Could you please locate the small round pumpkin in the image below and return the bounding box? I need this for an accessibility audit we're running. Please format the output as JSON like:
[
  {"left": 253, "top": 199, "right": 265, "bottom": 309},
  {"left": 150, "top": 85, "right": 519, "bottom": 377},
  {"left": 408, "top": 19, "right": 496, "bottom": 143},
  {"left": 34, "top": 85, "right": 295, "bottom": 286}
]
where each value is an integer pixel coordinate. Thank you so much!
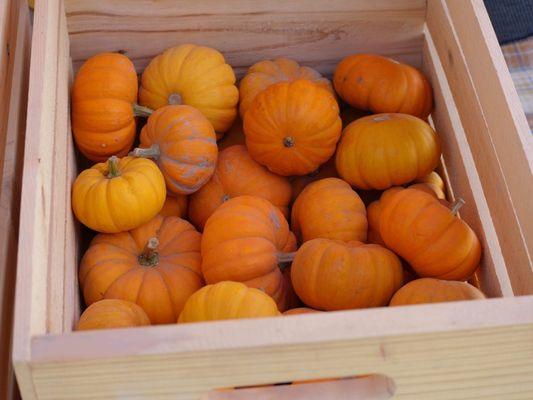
[
  {"left": 290, "top": 156, "right": 338, "bottom": 202},
  {"left": 178, "top": 281, "right": 280, "bottom": 323},
  {"left": 159, "top": 195, "right": 188, "bottom": 218},
  {"left": 79, "top": 215, "right": 203, "bottom": 324},
  {"left": 291, "top": 178, "right": 367, "bottom": 243},
  {"left": 379, "top": 188, "right": 481, "bottom": 280},
  {"left": 283, "top": 307, "right": 321, "bottom": 315},
  {"left": 75, "top": 299, "right": 150, "bottom": 331},
  {"left": 189, "top": 145, "right": 292, "bottom": 230},
  {"left": 71, "top": 53, "right": 146, "bottom": 162},
  {"left": 239, "top": 58, "right": 333, "bottom": 118},
  {"left": 72, "top": 156, "right": 166, "bottom": 233},
  {"left": 335, "top": 113, "right": 441, "bottom": 190},
  {"left": 244, "top": 79, "right": 342, "bottom": 176},
  {"left": 139, "top": 44, "right": 239, "bottom": 138},
  {"left": 132, "top": 105, "right": 218, "bottom": 195},
  {"left": 333, "top": 54, "right": 433, "bottom": 118},
  {"left": 414, "top": 171, "right": 446, "bottom": 199},
  {"left": 390, "top": 278, "right": 485, "bottom": 306},
  {"left": 291, "top": 239, "right": 403, "bottom": 311},
  {"left": 201, "top": 196, "right": 296, "bottom": 310}
]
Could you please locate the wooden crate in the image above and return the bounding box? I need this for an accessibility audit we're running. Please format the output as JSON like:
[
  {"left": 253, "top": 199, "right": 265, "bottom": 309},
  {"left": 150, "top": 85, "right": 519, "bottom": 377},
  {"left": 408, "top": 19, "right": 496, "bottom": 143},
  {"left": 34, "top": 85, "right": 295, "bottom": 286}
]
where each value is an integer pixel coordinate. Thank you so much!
[
  {"left": 12, "top": 0, "right": 533, "bottom": 399},
  {"left": 0, "top": 0, "right": 31, "bottom": 399}
]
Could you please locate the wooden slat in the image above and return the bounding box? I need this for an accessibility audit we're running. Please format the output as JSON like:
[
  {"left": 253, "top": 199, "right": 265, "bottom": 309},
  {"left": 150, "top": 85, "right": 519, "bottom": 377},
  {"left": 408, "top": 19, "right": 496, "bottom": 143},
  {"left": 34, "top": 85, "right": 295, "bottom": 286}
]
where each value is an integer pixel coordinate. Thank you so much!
[{"left": 64, "top": 0, "right": 426, "bottom": 75}]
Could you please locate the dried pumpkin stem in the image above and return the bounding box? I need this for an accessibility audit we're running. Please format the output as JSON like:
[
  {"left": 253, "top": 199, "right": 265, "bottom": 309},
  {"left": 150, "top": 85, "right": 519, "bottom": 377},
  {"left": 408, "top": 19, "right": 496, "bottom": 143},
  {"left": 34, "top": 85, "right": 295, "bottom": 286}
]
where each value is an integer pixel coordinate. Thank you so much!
[
  {"left": 450, "top": 198, "right": 466, "bottom": 216},
  {"left": 107, "top": 156, "right": 121, "bottom": 178},
  {"left": 138, "top": 237, "right": 159, "bottom": 267},
  {"left": 283, "top": 136, "right": 295, "bottom": 148},
  {"left": 131, "top": 144, "right": 161, "bottom": 160},
  {"left": 168, "top": 93, "right": 183, "bottom": 105},
  {"left": 277, "top": 252, "right": 297, "bottom": 263},
  {"left": 133, "top": 103, "right": 153, "bottom": 118}
]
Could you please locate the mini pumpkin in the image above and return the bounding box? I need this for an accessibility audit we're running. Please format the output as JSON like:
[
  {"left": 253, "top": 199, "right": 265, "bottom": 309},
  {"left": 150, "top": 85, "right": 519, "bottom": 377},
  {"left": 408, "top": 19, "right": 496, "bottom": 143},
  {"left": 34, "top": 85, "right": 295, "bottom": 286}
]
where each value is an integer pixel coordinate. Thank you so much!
[
  {"left": 189, "top": 145, "right": 292, "bottom": 230},
  {"left": 178, "top": 281, "right": 280, "bottom": 323},
  {"left": 132, "top": 105, "right": 217, "bottom": 195},
  {"left": 75, "top": 299, "right": 150, "bottom": 331},
  {"left": 72, "top": 156, "right": 166, "bottom": 233},
  {"left": 390, "top": 278, "right": 485, "bottom": 306},
  {"left": 201, "top": 196, "right": 296, "bottom": 310},
  {"left": 79, "top": 215, "right": 203, "bottom": 324},
  {"left": 414, "top": 171, "right": 446, "bottom": 199},
  {"left": 291, "top": 239, "right": 403, "bottom": 311},
  {"left": 379, "top": 188, "right": 481, "bottom": 280},
  {"left": 290, "top": 156, "right": 338, "bottom": 202},
  {"left": 71, "top": 53, "right": 149, "bottom": 162},
  {"left": 334, "top": 54, "right": 433, "bottom": 118},
  {"left": 139, "top": 44, "right": 239, "bottom": 138},
  {"left": 239, "top": 58, "right": 333, "bottom": 118},
  {"left": 291, "top": 178, "right": 367, "bottom": 243},
  {"left": 335, "top": 113, "right": 441, "bottom": 190},
  {"left": 283, "top": 307, "right": 321, "bottom": 315},
  {"left": 244, "top": 79, "right": 342, "bottom": 176},
  {"left": 159, "top": 195, "right": 188, "bottom": 218}
]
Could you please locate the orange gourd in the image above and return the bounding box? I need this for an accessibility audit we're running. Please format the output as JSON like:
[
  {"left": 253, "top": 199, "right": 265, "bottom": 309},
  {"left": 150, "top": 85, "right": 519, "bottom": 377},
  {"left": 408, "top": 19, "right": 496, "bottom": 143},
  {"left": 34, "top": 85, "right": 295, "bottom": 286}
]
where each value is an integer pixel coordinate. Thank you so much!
[
  {"left": 76, "top": 299, "right": 150, "bottom": 331},
  {"left": 414, "top": 171, "right": 446, "bottom": 199},
  {"left": 189, "top": 145, "right": 292, "bottom": 230},
  {"left": 390, "top": 278, "right": 485, "bottom": 306},
  {"left": 159, "top": 195, "right": 188, "bottom": 218},
  {"left": 290, "top": 156, "right": 338, "bottom": 202},
  {"left": 244, "top": 79, "right": 342, "bottom": 176},
  {"left": 239, "top": 58, "right": 333, "bottom": 118},
  {"left": 201, "top": 196, "right": 296, "bottom": 310},
  {"left": 72, "top": 156, "right": 166, "bottom": 233},
  {"left": 71, "top": 53, "right": 149, "bottom": 162},
  {"left": 283, "top": 307, "right": 321, "bottom": 315},
  {"left": 336, "top": 114, "right": 441, "bottom": 190},
  {"left": 291, "top": 239, "right": 403, "bottom": 311},
  {"left": 379, "top": 188, "right": 481, "bottom": 280},
  {"left": 79, "top": 215, "right": 203, "bottom": 324},
  {"left": 132, "top": 105, "right": 217, "bottom": 195},
  {"left": 178, "top": 281, "right": 280, "bottom": 323},
  {"left": 139, "top": 44, "right": 238, "bottom": 138},
  {"left": 334, "top": 54, "right": 433, "bottom": 118},
  {"left": 291, "top": 178, "right": 367, "bottom": 243}
]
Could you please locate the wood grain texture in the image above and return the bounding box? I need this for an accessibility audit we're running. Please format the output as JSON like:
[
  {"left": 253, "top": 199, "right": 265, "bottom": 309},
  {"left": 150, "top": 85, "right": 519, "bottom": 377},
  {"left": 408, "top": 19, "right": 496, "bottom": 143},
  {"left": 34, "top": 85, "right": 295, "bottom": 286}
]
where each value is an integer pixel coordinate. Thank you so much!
[
  {"left": 426, "top": 0, "right": 533, "bottom": 295},
  {"left": 64, "top": 0, "right": 426, "bottom": 75}
]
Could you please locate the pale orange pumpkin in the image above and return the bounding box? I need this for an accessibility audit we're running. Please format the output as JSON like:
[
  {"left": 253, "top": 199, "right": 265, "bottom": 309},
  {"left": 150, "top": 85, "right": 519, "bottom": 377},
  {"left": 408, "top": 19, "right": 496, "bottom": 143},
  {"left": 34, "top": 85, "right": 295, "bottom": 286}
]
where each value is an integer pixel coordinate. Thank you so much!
[
  {"left": 79, "top": 215, "right": 203, "bottom": 324},
  {"left": 159, "top": 195, "right": 188, "bottom": 218},
  {"left": 76, "top": 299, "right": 150, "bottom": 331},
  {"left": 244, "top": 79, "right": 342, "bottom": 176},
  {"left": 414, "top": 171, "right": 446, "bottom": 199}
]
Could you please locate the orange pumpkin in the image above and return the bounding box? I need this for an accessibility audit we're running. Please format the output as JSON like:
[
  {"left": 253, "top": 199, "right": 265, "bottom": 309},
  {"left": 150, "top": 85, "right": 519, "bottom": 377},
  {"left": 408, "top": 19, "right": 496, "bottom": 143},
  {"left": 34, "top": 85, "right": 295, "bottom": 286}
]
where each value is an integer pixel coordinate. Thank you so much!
[
  {"left": 71, "top": 53, "right": 148, "bottom": 162},
  {"left": 414, "top": 171, "right": 446, "bottom": 199},
  {"left": 283, "top": 307, "right": 321, "bottom": 315},
  {"left": 201, "top": 196, "right": 296, "bottom": 310},
  {"left": 291, "top": 239, "right": 403, "bottom": 311},
  {"left": 244, "top": 79, "right": 342, "bottom": 176},
  {"left": 132, "top": 105, "right": 218, "bottom": 195},
  {"left": 139, "top": 44, "right": 238, "bottom": 138},
  {"left": 189, "top": 145, "right": 292, "bottom": 230},
  {"left": 178, "top": 281, "right": 280, "bottom": 323},
  {"left": 239, "top": 58, "right": 333, "bottom": 118},
  {"left": 335, "top": 114, "right": 441, "bottom": 190},
  {"left": 76, "top": 299, "right": 150, "bottom": 331},
  {"left": 79, "top": 215, "right": 203, "bottom": 324},
  {"left": 379, "top": 188, "right": 481, "bottom": 280},
  {"left": 159, "top": 195, "right": 188, "bottom": 218},
  {"left": 334, "top": 54, "right": 433, "bottom": 118},
  {"left": 218, "top": 117, "right": 245, "bottom": 150},
  {"left": 72, "top": 156, "right": 166, "bottom": 233},
  {"left": 390, "top": 278, "right": 485, "bottom": 306},
  {"left": 290, "top": 156, "right": 338, "bottom": 202},
  {"left": 291, "top": 178, "right": 367, "bottom": 243}
]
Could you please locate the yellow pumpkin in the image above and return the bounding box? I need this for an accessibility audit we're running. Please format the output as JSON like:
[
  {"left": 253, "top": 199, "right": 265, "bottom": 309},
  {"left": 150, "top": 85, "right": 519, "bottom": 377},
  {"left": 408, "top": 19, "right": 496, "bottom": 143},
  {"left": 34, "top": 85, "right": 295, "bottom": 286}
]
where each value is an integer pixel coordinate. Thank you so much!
[{"left": 76, "top": 299, "right": 150, "bottom": 331}]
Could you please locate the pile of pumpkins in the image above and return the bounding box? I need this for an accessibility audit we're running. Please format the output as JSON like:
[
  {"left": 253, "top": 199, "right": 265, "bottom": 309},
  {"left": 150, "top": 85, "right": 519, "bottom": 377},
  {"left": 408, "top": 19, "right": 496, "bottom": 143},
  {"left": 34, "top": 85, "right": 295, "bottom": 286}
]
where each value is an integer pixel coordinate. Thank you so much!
[{"left": 70, "top": 44, "right": 484, "bottom": 331}]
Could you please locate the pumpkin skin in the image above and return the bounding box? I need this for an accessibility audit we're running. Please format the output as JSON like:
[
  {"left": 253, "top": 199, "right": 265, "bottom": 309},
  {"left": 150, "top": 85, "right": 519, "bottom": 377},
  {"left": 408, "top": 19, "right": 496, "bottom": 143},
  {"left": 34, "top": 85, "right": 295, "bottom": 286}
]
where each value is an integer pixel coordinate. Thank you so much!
[
  {"left": 239, "top": 58, "right": 333, "bottom": 118},
  {"left": 333, "top": 54, "right": 433, "bottom": 118},
  {"left": 335, "top": 113, "right": 441, "bottom": 190},
  {"left": 390, "top": 278, "right": 485, "bottom": 306},
  {"left": 133, "top": 105, "right": 218, "bottom": 195},
  {"left": 159, "top": 195, "right": 188, "bottom": 218},
  {"left": 72, "top": 156, "right": 166, "bottom": 233},
  {"left": 71, "top": 53, "right": 140, "bottom": 162},
  {"left": 283, "top": 307, "right": 320, "bottom": 315},
  {"left": 291, "top": 239, "right": 403, "bottom": 311},
  {"left": 290, "top": 156, "right": 338, "bottom": 203},
  {"left": 379, "top": 188, "right": 481, "bottom": 280},
  {"left": 201, "top": 196, "right": 296, "bottom": 310},
  {"left": 414, "top": 171, "right": 446, "bottom": 199},
  {"left": 76, "top": 299, "right": 150, "bottom": 331},
  {"left": 79, "top": 215, "right": 203, "bottom": 324},
  {"left": 244, "top": 79, "right": 342, "bottom": 176},
  {"left": 139, "top": 44, "right": 239, "bottom": 138},
  {"left": 178, "top": 281, "right": 280, "bottom": 323},
  {"left": 291, "top": 178, "right": 367, "bottom": 243},
  {"left": 189, "top": 145, "right": 292, "bottom": 230}
]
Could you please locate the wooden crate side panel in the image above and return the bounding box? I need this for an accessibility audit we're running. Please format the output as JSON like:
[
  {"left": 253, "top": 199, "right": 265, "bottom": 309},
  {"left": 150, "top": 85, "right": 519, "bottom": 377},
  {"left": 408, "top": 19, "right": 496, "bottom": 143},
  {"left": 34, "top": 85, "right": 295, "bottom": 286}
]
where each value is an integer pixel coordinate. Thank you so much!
[
  {"left": 64, "top": 0, "right": 426, "bottom": 75},
  {"left": 426, "top": 0, "right": 533, "bottom": 295}
]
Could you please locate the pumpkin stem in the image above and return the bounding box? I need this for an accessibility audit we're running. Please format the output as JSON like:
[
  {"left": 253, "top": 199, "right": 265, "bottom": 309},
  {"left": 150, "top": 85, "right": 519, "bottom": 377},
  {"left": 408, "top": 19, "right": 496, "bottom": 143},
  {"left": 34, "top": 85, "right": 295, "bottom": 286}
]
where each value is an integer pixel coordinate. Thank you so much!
[
  {"left": 107, "top": 156, "right": 121, "bottom": 178},
  {"left": 283, "top": 136, "right": 295, "bottom": 148},
  {"left": 168, "top": 93, "right": 182, "bottom": 105},
  {"left": 277, "top": 252, "right": 296, "bottom": 264},
  {"left": 450, "top": 198, "right": 465, "bottom": 216},
  {"left": 138, "top": 237, "right": 159, "bottom": 267},
  {"left": 133, "top": 103, "right": 153, "bottom": 118},
  {"left": 131, "top": 144, "right": 161, "bottom": 160}
]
